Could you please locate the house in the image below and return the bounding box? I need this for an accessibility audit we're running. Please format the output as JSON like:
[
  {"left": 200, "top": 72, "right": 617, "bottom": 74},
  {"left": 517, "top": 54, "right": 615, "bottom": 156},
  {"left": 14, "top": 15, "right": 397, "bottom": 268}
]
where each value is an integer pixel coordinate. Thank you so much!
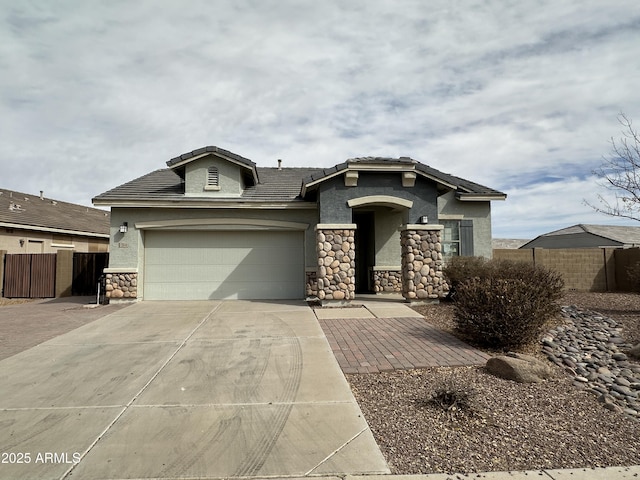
[
  {"left": 93, "top": 146, "right": 506, "bottom": 302},
  {"left": 520, "top": 224, "right": 640, "bottom": 249},
  {"left": 0, "top": 188, "right": 110, "bottom": 254}
]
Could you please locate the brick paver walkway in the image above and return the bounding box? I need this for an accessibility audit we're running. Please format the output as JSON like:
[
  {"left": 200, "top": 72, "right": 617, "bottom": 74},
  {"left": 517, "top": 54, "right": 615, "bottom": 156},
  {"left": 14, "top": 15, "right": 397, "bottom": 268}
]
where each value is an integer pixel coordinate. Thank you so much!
[{"left": 318, "top": 316, "right": 490, "bottom": 373}]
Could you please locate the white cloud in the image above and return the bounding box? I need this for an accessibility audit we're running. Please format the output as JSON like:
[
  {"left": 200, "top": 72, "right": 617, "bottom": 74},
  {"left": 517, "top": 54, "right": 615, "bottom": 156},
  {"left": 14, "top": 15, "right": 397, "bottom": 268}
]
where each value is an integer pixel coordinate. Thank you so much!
[{"left": 1, "top": 0, "right": 640, "bottom": 237}]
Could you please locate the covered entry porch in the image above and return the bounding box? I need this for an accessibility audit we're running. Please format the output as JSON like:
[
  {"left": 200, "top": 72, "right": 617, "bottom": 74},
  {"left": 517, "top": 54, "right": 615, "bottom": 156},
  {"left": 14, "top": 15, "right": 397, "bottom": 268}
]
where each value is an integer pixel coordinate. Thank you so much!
[{"left": 312, "top": 194, "right": 450, "bottom": 304}]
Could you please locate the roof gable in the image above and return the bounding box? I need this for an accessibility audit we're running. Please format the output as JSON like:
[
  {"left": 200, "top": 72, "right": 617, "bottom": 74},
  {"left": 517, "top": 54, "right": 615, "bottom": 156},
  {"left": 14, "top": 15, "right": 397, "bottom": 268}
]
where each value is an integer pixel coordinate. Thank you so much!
[
  {"left": 301, "top": 156, "right": 506, "bottom": 200},
  {"left": 167, "top": 146, "right": 259, "bottom": 186}
]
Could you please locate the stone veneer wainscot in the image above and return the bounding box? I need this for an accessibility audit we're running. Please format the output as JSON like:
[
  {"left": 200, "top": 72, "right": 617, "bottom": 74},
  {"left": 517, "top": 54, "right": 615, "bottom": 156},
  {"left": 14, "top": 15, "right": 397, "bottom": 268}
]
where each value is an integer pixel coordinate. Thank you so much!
[{"left": 105, "top": 269, "right": 138, "bottom": 299}]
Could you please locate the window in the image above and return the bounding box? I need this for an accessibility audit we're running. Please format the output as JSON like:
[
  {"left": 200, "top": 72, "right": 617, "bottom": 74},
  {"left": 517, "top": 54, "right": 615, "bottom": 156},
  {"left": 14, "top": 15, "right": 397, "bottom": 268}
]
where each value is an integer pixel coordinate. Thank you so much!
[
  {"left": 441, "top": 219, "right": 474, "bottom": 258},
  {"left": 441, "top": 220, "right": 460, "bottom": 259}
]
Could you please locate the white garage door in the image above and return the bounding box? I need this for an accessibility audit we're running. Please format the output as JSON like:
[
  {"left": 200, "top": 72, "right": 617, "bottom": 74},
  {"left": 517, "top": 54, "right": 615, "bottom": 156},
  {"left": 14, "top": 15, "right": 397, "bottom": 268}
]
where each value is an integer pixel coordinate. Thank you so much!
[{"left": 144, "top": 230, "right": 304, "bottom": 300}]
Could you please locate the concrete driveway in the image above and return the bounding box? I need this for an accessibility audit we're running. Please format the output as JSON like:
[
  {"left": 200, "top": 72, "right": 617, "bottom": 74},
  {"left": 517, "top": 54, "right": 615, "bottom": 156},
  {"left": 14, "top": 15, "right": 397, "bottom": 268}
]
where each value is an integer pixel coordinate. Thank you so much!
[{"left": 0, "top": 300, "right": 389, "bottom": 479}]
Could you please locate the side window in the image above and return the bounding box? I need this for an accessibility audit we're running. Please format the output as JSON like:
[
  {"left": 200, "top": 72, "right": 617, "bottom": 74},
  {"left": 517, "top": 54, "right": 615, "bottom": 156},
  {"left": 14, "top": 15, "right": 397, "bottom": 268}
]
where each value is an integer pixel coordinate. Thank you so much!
[{"left": 441, "top": 220, "right": 460, "bottom": 259}]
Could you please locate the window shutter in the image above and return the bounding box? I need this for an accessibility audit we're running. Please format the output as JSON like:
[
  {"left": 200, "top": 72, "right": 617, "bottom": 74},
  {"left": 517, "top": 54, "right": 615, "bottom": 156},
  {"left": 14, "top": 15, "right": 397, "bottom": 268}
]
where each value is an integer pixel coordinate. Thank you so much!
[{"left": 460, "top": 219, "right": 474, "bottom": 256}]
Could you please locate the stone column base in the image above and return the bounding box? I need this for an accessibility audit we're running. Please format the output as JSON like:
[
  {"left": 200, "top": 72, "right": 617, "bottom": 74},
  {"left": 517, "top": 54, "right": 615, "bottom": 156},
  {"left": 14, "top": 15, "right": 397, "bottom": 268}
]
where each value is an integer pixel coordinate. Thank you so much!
[
  {"left": 315, "top": 224, "right": 356, "bottom": 303},
  {"left": 104, "top": 268, "right": 138, "bottom": 302},
  {"left": 401, "top": 225, "right": 450, "bottom": 301}
]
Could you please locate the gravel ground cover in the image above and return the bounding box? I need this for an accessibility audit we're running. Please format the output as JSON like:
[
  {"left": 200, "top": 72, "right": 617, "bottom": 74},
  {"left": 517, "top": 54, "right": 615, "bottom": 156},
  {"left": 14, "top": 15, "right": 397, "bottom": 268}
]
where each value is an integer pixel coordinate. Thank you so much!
[{"left": 347, "top": 291, "right": 640, "bottom": 475}]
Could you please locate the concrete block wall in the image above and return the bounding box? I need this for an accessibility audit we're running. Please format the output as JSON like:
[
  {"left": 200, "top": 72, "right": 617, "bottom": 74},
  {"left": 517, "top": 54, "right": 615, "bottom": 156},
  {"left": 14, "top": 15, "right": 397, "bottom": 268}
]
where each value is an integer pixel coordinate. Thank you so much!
[{"left": 493, "top": 248, "right": 617, "bottom": 292}]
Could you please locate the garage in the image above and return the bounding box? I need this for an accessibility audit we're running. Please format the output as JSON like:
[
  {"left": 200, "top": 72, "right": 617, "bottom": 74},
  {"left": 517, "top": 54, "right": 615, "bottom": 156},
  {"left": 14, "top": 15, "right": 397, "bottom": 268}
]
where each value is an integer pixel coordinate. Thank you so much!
[{"left": 143, "top": 230, "right": 304, "bottom": 300}]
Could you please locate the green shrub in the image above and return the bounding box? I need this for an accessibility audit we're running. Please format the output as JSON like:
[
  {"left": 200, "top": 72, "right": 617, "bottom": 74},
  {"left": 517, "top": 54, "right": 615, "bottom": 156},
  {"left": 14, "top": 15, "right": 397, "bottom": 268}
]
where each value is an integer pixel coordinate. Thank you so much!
[
  {"left": 443, "top": 255, "right": 489, "bottom": 286},
  {"left": 451, "top": 258, "right": 564, "bottom": 350}
]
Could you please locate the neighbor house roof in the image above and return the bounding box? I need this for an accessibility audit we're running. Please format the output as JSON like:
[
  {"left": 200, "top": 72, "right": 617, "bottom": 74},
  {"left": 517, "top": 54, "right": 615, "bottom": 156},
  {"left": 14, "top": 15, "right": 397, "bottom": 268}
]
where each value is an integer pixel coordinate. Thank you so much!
[
  {"left": 93, "top": 147, "right": 506, "bottom": 205},
  {"left": 521, "top": 224, "right": 640, "bottom": 249},
  {"left": 0, "top": 188, "right": 110, "bottom": 237}
]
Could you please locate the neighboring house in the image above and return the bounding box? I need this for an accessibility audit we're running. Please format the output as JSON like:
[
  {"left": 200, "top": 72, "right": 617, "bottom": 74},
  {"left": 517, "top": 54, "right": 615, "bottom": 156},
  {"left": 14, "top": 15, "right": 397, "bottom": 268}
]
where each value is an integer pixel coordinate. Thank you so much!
[
  {"left": 93, "top": 146, "right": 505, "bottom": 302},
  {"left": 521, "top": 224, "right": 640, "bottom": 249},
  {"left": 0, "top": 188, "right": 110, "bottom": 254}
]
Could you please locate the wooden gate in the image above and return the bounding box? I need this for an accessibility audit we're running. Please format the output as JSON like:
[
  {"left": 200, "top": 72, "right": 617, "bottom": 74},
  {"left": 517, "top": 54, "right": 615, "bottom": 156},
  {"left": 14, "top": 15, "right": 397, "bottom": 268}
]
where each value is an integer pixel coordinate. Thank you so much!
[
  {"left": 72, "top": 252, "right": 109, "bottom": 295},
  {"left": 3, "top": 254, "right": 56, "bottom": 298}
]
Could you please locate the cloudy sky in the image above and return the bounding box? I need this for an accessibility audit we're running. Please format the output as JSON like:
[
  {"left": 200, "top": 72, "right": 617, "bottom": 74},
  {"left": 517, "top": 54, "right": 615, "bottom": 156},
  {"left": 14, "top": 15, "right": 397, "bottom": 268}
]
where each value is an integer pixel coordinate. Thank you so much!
[{"left": 2, "top": 0, "right": 640, "bottom": 239}]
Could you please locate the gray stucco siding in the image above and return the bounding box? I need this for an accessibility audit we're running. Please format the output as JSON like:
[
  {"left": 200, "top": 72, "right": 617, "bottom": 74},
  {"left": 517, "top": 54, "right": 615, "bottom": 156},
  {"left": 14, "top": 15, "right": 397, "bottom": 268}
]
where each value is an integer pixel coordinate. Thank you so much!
[
  {"left": 437, "top": 191, "right": 493, "bottom": 258},
  {"left": 317, "top": 172, "right": 438, "bottom": 224},
  {"left": 374, "top": 207, "right": 405, "bottom": 266},
  {"left": 184, "top": 156, "right": 243, "bottom": 197},
  {"left": 108, "top": 207, "right": 318, "bottom": 275}
]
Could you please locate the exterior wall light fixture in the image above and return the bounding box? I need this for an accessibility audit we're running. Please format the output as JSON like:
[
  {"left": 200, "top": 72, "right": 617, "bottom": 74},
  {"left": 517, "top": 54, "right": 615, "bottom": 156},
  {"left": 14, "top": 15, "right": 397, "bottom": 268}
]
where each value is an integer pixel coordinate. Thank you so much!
[{"left": 119, "top": 222, "right": 128, "bottom": 233}]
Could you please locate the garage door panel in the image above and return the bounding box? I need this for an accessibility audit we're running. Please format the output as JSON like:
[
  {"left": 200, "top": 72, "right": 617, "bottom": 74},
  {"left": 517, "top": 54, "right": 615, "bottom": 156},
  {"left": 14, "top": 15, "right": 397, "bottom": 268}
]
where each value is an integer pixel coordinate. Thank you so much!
[{"left": 144, "top": 231, "right": 304, "bottom": 300}]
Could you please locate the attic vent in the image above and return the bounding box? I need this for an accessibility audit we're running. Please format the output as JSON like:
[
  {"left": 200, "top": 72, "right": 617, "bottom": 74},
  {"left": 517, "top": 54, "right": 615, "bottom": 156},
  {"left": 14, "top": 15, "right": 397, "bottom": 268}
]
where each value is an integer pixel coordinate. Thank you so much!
[{"left": 207, "top": 166, "right": 219, "bottom": 187}]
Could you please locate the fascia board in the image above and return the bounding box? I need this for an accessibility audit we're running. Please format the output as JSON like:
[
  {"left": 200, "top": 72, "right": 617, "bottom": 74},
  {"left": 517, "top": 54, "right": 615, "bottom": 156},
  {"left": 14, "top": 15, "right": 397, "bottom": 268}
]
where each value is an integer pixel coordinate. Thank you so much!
[
  {"left": 0, "top": 221, "right": 110, "bottom": 239},
  {"left": 93, "top": 199, "right": 316, "bottom": 209}
]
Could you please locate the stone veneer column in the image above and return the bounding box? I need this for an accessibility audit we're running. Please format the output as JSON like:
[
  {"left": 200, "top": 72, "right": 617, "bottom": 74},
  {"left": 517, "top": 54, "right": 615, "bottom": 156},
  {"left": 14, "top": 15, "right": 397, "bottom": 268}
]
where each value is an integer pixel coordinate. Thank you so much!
[
  {"left": 315, "top": 224, "right": 356, "bottom": 303},
  {"left": 401, "top": 225, "right": 449, "bottom": 301},
  {"left": 104, "top": 268, "right": 138, "bottom": 301}
]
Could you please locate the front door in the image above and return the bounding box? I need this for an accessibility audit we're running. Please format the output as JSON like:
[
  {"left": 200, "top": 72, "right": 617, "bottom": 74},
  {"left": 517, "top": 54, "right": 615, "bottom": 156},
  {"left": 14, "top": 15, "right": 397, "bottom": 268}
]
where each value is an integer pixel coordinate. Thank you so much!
[{"left": 353, "top": 211, "right": 375, "bottom": 294}]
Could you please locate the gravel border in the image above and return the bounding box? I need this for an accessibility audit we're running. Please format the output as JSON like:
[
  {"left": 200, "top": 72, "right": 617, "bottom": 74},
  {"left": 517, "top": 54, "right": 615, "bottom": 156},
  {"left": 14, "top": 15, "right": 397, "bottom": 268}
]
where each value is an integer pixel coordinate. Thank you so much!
[{"left": 347, "top": 292, "right": 640, "bottom": 475}]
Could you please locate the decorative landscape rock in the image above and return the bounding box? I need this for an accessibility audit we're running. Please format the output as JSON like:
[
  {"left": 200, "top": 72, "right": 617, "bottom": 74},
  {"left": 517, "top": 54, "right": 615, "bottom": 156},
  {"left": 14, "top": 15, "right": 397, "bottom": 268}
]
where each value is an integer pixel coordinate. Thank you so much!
[
  {"left": 486, "top": 353, "right": 555, "bottom": 383},
  {"left": 543, "top": 306, "right": 640, "bottom": 418}
]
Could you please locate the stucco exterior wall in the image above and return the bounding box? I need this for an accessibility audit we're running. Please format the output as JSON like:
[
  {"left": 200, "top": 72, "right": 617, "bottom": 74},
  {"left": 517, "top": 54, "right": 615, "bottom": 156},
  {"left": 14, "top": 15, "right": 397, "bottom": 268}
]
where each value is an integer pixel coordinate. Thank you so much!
[
  {"left": 107, "top": 206, "right": 318, "bottom": 278},
  {"left": 0, "top": 227, "right": 108, "bottom": 254},
  {"left": 374, "top": 207, "right": 405, "bottom": 267},
  {"left": 184, "top": 156, "right": 243, "bottom": 197},
  {"left": 318, "top": 173, "right": 438, "bottom": 225},
  {"left": 437, "top": 191, "right": 493, "bottom": 258}
]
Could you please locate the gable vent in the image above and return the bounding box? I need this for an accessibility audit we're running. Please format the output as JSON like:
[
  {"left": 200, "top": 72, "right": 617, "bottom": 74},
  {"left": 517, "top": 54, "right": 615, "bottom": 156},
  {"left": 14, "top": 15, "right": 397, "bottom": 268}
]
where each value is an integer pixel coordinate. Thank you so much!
[{"left": 207, "top": 166, "right": 219, "bottom": 187}]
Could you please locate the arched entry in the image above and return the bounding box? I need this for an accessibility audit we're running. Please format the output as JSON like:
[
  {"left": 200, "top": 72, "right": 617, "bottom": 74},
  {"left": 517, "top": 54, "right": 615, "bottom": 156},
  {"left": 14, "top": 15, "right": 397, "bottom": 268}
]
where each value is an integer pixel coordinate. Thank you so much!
[{"left": 347, "top": 196, "right": 412, "bottom": 294}]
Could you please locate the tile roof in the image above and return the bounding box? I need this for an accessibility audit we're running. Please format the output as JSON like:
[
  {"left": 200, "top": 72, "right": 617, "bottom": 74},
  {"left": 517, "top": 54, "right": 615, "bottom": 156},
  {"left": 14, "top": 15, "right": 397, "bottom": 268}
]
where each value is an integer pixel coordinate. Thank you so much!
[
  {"left": 302, "top": 156, "right": 506, "bottom": 197},
  {"left": 543, "top": 224, "right": 640, "bottom": 245},
  {"left": 93, "top": 154, "right": 505, "bottom": 203},
  {"left": 93, "top": 167, "right": 325, "bottom": 203},
  {"left": 0, "top": 188, "right": 110, "bottom": 236},
  {"left": 166, "top": 146, "right": 256, "bottom": 169}
]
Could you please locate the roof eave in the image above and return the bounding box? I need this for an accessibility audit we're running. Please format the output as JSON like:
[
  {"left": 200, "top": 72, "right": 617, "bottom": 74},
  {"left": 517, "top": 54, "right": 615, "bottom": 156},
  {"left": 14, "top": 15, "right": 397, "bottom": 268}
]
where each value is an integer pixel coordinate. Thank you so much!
[
  {"left": 455, "top": 193, "right": 507, "bottom": 201},
  {"left": 301, "top": 163, "right": 459, "bottom": 197},
  {"left": 92, "top": 198, "right": 316, "bottom": 209},
  {"left": 0, "top": 221, "right": 110, "bottom": 238}
]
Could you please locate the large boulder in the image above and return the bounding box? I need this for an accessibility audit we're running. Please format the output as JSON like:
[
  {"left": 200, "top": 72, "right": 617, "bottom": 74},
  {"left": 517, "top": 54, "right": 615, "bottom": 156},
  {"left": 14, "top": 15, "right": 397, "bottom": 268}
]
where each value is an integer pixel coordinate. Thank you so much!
[{"left": 486, "top": 353, "right": 555, "bottom": 383}]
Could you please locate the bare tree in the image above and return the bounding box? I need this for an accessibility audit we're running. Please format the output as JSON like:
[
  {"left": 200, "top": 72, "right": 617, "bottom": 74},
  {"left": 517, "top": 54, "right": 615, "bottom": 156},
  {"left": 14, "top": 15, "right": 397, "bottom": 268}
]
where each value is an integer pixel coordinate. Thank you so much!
[{"left": 589, "top": 113, "right": 640, "bottom": 221}]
